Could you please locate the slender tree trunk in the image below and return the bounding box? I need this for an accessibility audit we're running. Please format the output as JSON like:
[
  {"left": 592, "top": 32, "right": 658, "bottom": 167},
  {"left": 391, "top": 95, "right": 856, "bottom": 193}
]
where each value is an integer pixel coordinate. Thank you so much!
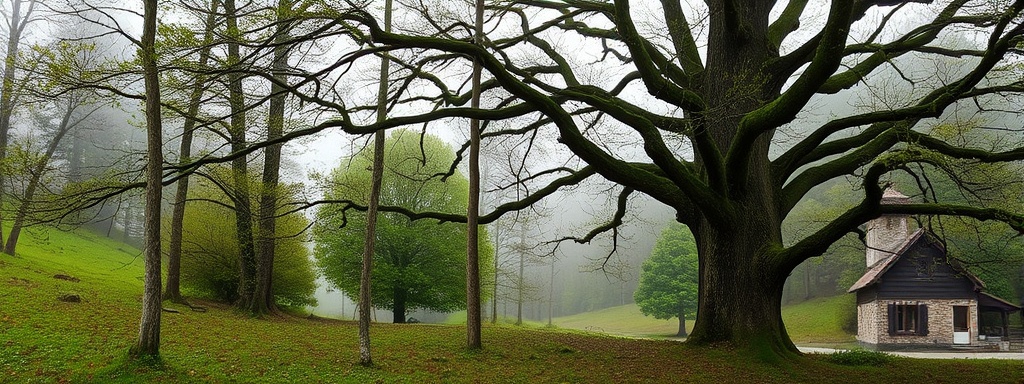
[
  {"left": 491, "top": 229, "right": 499, "bottom": 324},
  {"left": 5, "top": 99, "right": 77, "bottom": 255},
  {"left": 246, "top": 0, "right": 291, "bottom": 316},
  {"left": 357, "top": 0, "right": 393, "bottom": 366},
  {"left": 130, "top": 0, "right": 162, "bottom": 359},
  {"left": 677, "top": 310, "right": 687, "bottom": 337},
  {"left": 68, "top": 130, "right": 82, "bottom": 183},
  {"left": 122, "top": 202, "right": 133, "bottom": 242},
  {"left": 547, "top": 257, "right": 554, "bottom": 326},
  {"left": 803, "top": 263, "right": 811, "bottom": 300},
  {"left": 165, "top": 0, "right": 220, "bottom": 304},
  {"left": 0, "top": 0, "right": 35, "bottom": 248},
  {"left": 464, "top": 0, "right": 485, "bottom": 351},
  {"left": 223, "top": 0, "right": 258, "bottom": 312},
  {"left": 516, "top": 225, "right": 525, "bottom": 326},
  {"left": 106, "top": 198, "right": 118, "bottom": 237}
]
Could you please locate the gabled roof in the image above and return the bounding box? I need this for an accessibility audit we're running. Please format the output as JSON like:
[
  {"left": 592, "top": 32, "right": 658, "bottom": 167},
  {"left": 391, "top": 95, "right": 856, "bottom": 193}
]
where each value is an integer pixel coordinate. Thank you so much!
[
  {"left": 847, "top": 229, "right": 986, "bottom": 293},
  {"left": 847, "top": 229, "right": 927, "bottom": 293}
]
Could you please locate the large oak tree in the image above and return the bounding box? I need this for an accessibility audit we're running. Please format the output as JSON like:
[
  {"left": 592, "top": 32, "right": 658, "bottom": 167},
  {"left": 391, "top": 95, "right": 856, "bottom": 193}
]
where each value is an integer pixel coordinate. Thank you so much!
[{"left": 296, "top": 0, "right": 1024, "bottom": 357}]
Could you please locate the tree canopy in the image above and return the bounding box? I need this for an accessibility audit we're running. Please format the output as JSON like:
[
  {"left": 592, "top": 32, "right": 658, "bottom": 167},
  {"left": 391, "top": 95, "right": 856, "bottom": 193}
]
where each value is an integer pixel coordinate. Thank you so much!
[
  {"left": 634, "top": 223, "right": 699, "bottom": 337},
  {"left": 314, "top": 131, "right": 494, "bottom": 323}
]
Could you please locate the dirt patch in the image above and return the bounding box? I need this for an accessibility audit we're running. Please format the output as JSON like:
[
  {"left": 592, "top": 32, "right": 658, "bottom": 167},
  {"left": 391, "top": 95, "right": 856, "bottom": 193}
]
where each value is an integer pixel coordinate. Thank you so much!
[
  {"left": 54, "top": 274, "right": 80, "bottom": 283},
  {"left": 7, "top": 277, "right": 36, "bottom": 288}
]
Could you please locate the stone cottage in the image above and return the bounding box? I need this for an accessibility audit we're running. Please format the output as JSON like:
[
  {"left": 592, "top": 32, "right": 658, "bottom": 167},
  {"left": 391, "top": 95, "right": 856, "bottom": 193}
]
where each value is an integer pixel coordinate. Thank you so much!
[{"left": 848, "top": 189, "right": 1020, "bottom": 350}]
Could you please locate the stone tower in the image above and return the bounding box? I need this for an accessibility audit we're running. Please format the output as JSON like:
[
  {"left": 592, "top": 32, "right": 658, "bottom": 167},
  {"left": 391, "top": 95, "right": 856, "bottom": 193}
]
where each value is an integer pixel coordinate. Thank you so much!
[{"left": 865, "top": 188, "right": 912, "bottom": 267}]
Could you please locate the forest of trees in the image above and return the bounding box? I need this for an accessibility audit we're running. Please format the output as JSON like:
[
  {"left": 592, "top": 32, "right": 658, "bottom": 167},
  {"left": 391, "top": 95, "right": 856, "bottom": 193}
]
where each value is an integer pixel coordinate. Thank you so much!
[{"left": 1, "top": 0, "right": 1023, "bottom": 363}]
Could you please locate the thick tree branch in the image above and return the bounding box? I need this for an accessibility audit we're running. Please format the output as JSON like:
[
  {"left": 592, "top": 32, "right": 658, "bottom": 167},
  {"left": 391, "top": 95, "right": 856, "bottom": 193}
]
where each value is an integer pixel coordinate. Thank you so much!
[
  {"left": 659, "top": 0, "right": 703, "bottom": 73},
  {"left": 727, "top": 1, "right": 854, "bottom": 187}
]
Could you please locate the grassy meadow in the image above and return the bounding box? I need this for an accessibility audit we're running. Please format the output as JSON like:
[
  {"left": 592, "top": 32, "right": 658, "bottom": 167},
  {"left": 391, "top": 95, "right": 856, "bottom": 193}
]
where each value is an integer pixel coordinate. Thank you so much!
[
  {"left": 551, "top": 296, "right": 856, "bottom": 346},
  {"left": 3, "top": 226, "right": 1024, "bottom": 383}
]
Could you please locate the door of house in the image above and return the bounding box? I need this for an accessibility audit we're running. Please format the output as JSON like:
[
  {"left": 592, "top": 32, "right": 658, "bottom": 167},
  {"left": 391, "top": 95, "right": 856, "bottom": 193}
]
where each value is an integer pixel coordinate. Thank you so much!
[{"left": 953, "top": 306, "right": 970, "bottom": 344}]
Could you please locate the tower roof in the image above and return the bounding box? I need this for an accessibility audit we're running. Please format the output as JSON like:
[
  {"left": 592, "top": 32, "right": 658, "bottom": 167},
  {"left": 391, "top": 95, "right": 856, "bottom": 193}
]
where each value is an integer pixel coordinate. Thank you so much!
[{"left": 880, "top": 187, "right": 911, "bottom": 205}]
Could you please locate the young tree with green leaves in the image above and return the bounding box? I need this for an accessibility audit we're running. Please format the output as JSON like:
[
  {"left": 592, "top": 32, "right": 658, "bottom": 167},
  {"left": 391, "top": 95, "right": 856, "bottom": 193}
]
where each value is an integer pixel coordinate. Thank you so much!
[
  {"left": 314, "top": 131, "right": 494, "bottom": 324},
  {"left": 635, "top": 223, "right": 698, "bottom": 337}
]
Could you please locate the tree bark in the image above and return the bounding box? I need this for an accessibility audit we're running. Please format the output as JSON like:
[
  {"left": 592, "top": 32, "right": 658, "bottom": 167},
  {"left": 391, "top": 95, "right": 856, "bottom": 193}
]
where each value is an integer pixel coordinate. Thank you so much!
[
  {"left": 223, "top": 0, "right": 258, "bottom": 313},
  {"left": 246, "top": 0, "right": 291, "bottom": 316},
  {"left": 165, "top": 0, "right": 220, "bottom": 304},
  {"left": 686, "top": 220, "right": 797, "bottom": 356},
  {"left": 357, "top": 0, "right": 393, "bottom": 366},
  {"left": 668, "top": 1, "right": 800, "bottom": 356},
  {"left": 130, "top": 0, "right": 162, "bottom": 359},
  {"left": 465, "top": 0, "right": 485, "bottom": 350}
]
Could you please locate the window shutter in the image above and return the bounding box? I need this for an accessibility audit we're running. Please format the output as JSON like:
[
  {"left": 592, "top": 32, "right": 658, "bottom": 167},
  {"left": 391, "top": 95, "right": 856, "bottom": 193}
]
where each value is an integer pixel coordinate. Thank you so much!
[
  {"left": 918, "top": 304, "right": 928, "bottom": 336},
  {"left": 887, "top": 303, "right": 896, "bottom": 336}
]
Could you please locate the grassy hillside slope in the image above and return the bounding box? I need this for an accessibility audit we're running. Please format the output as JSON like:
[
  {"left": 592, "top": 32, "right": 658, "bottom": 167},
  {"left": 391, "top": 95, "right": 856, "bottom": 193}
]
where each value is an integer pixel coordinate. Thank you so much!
[
  {"left": 553, "top": 297, "right": 857, "bottom": 344},
  {"left": 2, "top": 226, "right": 1021, "bottom": 383},
  {"left": 553, "top": 303, "right": 690, "bottom": 338}
]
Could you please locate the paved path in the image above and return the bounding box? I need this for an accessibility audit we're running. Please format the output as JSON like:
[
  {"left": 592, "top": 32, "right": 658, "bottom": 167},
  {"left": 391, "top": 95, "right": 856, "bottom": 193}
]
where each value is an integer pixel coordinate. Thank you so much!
[{"left": 798, "top": 346, "right": 1024, "bottom": 360}]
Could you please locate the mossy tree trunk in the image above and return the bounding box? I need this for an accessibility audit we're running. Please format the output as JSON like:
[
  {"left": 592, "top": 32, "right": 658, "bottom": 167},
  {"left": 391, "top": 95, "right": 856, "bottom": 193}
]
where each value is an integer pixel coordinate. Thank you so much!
[{"left": 222, "top": 0, "right": 259, "bottom": 315}]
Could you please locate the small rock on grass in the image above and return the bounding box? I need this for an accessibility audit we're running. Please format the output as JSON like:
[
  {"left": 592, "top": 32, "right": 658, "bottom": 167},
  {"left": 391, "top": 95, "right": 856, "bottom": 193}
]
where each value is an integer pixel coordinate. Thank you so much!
[{"left": 58, "top": 293, "right": 81, "bottom": 303}]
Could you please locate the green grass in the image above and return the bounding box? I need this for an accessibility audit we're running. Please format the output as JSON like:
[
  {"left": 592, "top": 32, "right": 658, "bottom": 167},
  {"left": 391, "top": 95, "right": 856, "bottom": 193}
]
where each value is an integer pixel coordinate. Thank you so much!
[
  {"left": 553, "top": 303, "right": 689, "bottom": 338},
  {"left": 552, "top": 296, "right": 856, "bottom": 344},
  {"left": 782, "top": 295, "right": 858, "bottom": 345},
  {"left": 443, "top": 311, "right": 550, "bottom": 328},
  {"left": 3, "top": 226, "right": 1024, "bottom": 383}
]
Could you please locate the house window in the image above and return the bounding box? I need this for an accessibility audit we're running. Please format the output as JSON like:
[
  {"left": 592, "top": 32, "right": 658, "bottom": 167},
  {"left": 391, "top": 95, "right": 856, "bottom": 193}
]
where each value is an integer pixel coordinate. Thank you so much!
[
  {"left": 895, "top": 305, "right": 917, "bottom": 333},
  {"left": 888, "top": 303, "right": 929, "bottom": 336}
]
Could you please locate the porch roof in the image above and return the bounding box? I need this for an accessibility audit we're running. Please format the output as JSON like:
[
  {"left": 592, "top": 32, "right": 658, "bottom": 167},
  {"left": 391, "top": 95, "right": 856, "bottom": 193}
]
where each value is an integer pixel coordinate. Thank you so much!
[{"left": 978, "top": 291, "right": 1021, "bottom": 313}]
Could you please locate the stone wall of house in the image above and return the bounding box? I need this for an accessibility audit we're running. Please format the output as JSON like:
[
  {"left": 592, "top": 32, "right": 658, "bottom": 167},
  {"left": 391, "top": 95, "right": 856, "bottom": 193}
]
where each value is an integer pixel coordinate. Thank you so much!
[
  {"left": 859, "top": 299, "right": 978, "bottom": 348},
  {"left": 856, "top": 302, "right": 880, "bottom": 345}
]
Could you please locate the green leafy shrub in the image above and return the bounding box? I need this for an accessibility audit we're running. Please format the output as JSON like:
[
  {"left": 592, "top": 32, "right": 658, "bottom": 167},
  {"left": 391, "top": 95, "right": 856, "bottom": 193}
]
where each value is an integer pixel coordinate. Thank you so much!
[
  {"left": 171, "top": 173, "right": 316, "bottom": 308},
  {"left": 826, "top": 349, "right": 895, "bottom": 366}
]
